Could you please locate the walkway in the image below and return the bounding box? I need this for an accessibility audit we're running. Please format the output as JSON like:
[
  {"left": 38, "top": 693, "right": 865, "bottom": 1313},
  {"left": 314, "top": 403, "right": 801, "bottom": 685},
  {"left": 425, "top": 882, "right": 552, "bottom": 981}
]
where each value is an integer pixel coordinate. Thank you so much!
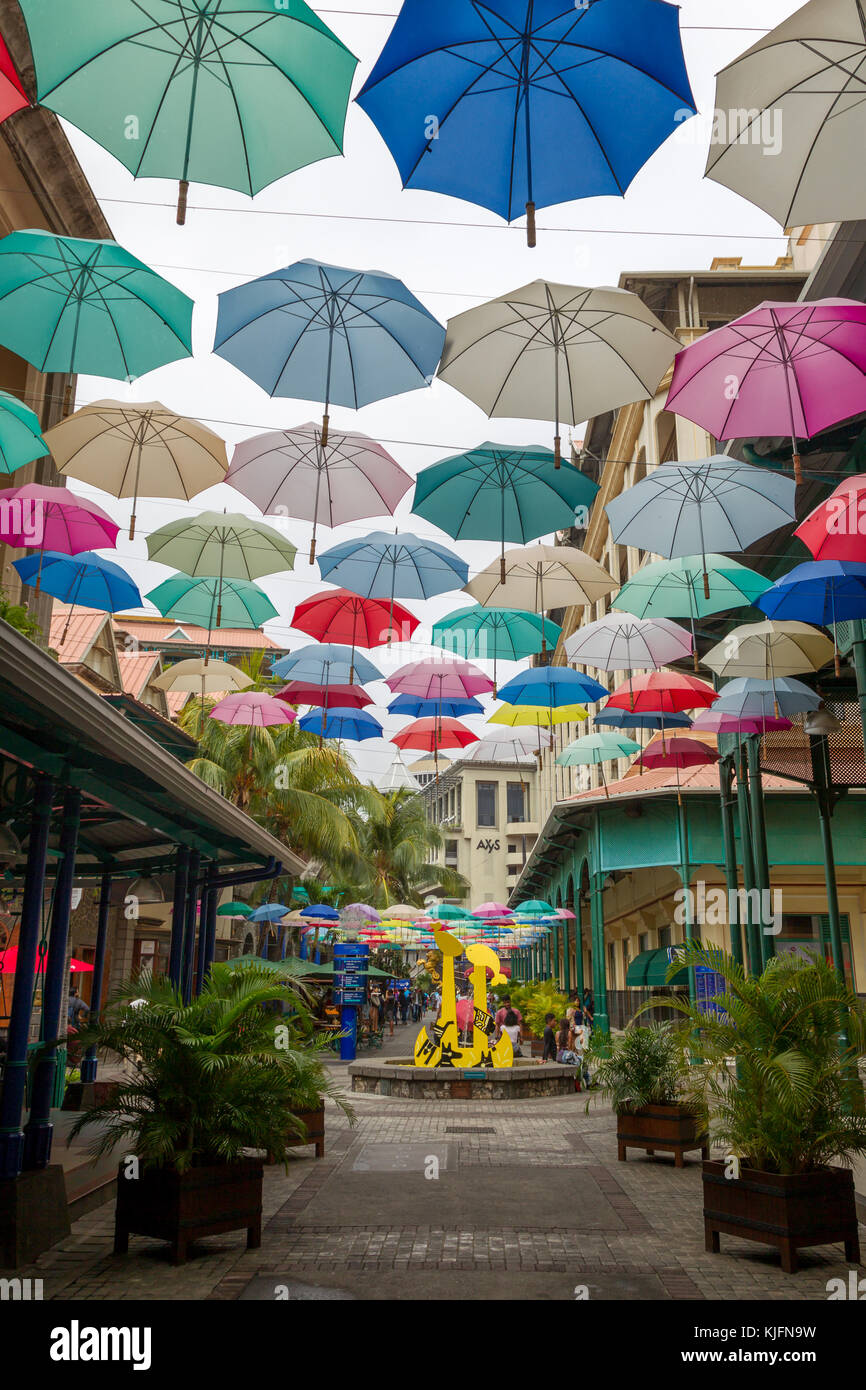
[{"left": 14, "top": 1020, "right": 864, "bottom": 1300}]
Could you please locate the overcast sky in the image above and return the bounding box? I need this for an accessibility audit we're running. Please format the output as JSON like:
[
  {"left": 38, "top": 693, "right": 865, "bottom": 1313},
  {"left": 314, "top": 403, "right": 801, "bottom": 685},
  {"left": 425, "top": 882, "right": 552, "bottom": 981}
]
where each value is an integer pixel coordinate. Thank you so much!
[{"left": 63, "top": 0, "right": 800, "bottom": 780}]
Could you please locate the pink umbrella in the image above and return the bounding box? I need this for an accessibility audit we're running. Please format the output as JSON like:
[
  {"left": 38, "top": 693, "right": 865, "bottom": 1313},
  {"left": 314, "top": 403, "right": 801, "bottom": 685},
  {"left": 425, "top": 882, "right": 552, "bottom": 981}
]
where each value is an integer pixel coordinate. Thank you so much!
[
  {"left": 473, "top": 901, "right": 510, "bottom": 917},
  {"left": 666, "top": 300, "right": 866, "bottom": 486},
  {"left": 690, "top": 710, "right": 792, "bottom": 736},
  {"left": 0, "top": 483, "right": 119, "bottom": 561},
  {"left": 386, "top": 658, "right": 494, "bottom": 700},
  {"left": 210, "top": 692, "right": 298, "bottom": 729},
  {"left": 556, "top": 908, "right": 576, "bottom": 920}
]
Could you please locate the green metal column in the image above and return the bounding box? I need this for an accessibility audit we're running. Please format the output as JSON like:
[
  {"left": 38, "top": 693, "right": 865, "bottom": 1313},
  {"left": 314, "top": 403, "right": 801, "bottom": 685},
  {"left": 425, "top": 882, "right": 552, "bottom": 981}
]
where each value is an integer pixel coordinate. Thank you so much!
[
  {"left": 850, "top": 619, "right": 866, "bottom": 753},
  {"left": 676, "top": 796, "right": 697, "bottom": 1008},
  {"left": 591, "top": 873, "right": 609, "bottom": 1035},
  {"left": 553, "top": 921, "right": 561, "bottom": 986},
  {"left": 718, "top": 755, "right": 744, "bottom": 966},
  {"left": 810, "top": 733, "right": 846, "bottom": 983},
  {"left": 562, "top": 916, "right": 571, "bottom": 995},
  {"left": 746, "top": 736, "right": 775, "bottom": 966},
  {"left": 736, "top": 745, "right": 761, "bottom": 975},
  {"left": 575, "top": 909, "right": 585, "bottom": 997}
]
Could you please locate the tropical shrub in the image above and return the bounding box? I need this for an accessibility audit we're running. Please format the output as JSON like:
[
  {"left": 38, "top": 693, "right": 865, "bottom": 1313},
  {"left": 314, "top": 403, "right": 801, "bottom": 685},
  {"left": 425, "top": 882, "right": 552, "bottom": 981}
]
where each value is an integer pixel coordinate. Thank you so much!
[{"left": 588, "top": 1024, "right": 682, "bottom": 1113}]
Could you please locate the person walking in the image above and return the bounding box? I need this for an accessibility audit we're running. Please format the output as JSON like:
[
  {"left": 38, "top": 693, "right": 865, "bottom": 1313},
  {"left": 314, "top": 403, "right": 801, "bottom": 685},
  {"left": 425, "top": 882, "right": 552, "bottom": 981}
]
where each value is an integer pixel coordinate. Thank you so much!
[
  {"left": 455, "top": 991, "right": 474, "bottom": 1045},
  {"left": 384, "top": 987, "right": 396, "bottom": 1036},
  {"left": 582, "top": 989, "right": 594, "bottom": 1026},
  {"left": 369, "top": 983, "right": 382, "bottom": 1032},
  {"left": 399, "top": 988, "right": 410, "bottom": 1025},
  {"left": 541, "top": 1012, "right": 557, "bottom": 1062}
]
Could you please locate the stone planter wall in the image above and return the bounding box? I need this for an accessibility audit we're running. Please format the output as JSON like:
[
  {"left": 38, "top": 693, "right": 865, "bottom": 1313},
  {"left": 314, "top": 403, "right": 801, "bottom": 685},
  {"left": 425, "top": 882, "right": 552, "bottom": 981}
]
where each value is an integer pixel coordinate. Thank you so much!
[{"left": 348, "top": 1060, "right": 576, "bottom": 1099}]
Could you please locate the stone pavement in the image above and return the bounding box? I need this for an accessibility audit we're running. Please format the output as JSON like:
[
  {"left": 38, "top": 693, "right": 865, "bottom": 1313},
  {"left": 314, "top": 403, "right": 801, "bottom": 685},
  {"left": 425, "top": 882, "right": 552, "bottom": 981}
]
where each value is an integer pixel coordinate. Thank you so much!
[{"left": 12, "top": 1017, "right": 864, "bottom": 1302}]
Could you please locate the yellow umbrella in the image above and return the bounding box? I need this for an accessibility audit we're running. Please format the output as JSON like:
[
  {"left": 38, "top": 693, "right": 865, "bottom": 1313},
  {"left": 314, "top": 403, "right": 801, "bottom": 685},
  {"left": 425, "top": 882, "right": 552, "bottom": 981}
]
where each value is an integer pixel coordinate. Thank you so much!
[{"left": 489, "top": 700, "right": 587, "bottom": 754}]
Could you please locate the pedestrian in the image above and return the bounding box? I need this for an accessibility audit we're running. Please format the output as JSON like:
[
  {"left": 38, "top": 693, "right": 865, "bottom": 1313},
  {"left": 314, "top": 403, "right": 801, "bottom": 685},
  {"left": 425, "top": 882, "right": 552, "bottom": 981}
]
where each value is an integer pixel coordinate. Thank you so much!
[
  {"left": 369, "top": 983, "right": 382, "bottom": 1032},
  {"left": 540, "top": 1011, "right": 558, "bottom": 1062},
  {"left": 582, "top": 988, "right": 594, "bottom": 1025},
  {"left": 67, "top": 987, "right": 89, "bottom": 1029},
  {"left": 494, "top": 994, "right": 522, "bottom": 1038},
  {"left": 455, "top": 990, "right": 474, "bottom": 1044},
  {"left": 384, "top": 987, "right": 396, "bottom": 1036},
  {"left": 501, "top": 1008, "right": 523, "bottom": 1057},
  {"left": 400, "top": 988, "right": 410, "bottom": 1024},
  {"left": 574, "top": 1017, "right": 592, "bottom": 1088},
  {"left": 411, "top": 988, "right": 423, "bottom": 1023}
]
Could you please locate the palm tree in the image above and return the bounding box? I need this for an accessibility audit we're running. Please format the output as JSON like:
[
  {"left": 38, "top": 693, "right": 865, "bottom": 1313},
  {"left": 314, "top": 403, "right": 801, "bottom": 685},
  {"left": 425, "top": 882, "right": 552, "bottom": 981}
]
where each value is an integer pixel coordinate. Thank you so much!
[{"left": 350, "top": 788, "right": 468, "bottom": 907}]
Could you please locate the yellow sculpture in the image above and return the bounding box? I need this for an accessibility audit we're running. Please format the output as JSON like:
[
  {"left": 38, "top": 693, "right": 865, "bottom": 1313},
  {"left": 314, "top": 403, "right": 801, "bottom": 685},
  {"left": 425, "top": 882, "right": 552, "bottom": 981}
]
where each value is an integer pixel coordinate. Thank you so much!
[{"left": 413, "top": 929, "right": 513, "bottom": 1069}]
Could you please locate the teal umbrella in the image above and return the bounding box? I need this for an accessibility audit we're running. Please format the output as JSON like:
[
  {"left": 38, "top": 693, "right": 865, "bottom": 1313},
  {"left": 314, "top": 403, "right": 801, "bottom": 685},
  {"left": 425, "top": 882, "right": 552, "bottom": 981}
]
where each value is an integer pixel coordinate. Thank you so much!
[
  {"left": 19, "top": 0, "right": 358, "bottom": 224},
  {"left": 216, "top": 901, "right": 253, "bottom": 918},
  {"left": 146, "top": 573, "right": 277, "bottom": 633},
  {"left": 556, "top": 732, "right": 641, "bottom": 799},
  {"left": 0, "top": 391, "right": 48, "bottom": 474},
  {"left": 0, "top": 230, "right": 193, "bottom": 378},
  {"left": 432, "top": 604, "right": 561, "bottom": 693},
  {"left": 412, "top": 442, "right": 599, "bottom": 580}
]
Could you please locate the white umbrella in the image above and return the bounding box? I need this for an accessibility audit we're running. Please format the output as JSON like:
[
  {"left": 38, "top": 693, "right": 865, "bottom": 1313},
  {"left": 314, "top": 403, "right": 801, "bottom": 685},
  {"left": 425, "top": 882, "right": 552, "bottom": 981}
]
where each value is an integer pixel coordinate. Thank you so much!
[
  {"left": 703, "top": 620, "right": 835, "bottom": 681},
  {"left": 437, "top": 281, "right": 678, "bottom": 465},
  {"left": 564, "top": 614, "right": 693, "bottom": 671},
  {"left": 44, "top": 401, "right": 228, "bottom": 541},
  {"left": 151, "top": 658, "right": 253, "bottom": 694},
  {"left": 465, "top": 543, "right": 616, "bottom": 648},
  {"left": 705, "top": 0, "right": 866, "bottom": 227}
]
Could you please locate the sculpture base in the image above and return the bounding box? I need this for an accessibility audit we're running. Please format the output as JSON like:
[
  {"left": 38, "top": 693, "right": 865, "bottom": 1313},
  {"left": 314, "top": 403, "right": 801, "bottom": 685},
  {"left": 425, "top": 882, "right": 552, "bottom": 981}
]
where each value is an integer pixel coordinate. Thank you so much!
[{"left": 348, "top": 1060, "right": 576, "bottom": 1099}]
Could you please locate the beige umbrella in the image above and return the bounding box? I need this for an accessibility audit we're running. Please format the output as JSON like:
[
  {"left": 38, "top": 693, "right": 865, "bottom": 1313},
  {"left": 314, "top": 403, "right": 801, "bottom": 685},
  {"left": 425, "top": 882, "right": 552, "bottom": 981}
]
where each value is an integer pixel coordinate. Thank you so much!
[
  {"left": 704, "top": 619, "right": 834, "bottom": 717},
  {"left": 386, "top": 904, "right": 424, "bottom": 921},
  {"left": 465, "top": 544, "right": 616, "bottom": 653},
  {"left": 152, "top": 658, "right": 253, "bottom": 694},
  {"left": 44, "top": 401, "right": 229, "bottom": 540}
]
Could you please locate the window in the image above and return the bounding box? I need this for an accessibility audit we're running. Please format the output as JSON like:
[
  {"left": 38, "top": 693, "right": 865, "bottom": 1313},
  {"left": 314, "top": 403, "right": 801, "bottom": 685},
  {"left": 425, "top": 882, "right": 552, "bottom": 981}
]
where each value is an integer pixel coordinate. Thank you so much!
[
  {"left": 444, "top": 840, "right": 458, "bottom": 865},
  {"left": 608, "top": 941, "right": 617, "bottom": 989},
  {"left": 658, "top": 926, "right": 672, "bottom": 950},
  {"left": 638, "top": 931, "right": 650, "bottom": 953},
  {"left": 507, "top": 840, "right": 518, "bottom": 853},
  {"left": 476, "top": 781, "right": 497, "bottom": 827},
  {"left": 506, "top": 781, "right": 528, "bottom": 822}
]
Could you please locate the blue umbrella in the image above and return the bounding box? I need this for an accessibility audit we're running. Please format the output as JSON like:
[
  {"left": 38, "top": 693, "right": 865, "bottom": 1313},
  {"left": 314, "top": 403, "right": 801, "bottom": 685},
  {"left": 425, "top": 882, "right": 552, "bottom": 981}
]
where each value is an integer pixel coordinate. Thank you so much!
[
  {"left": 757, "top": 560, "right": 866, "bottom": 675},
  {"left": 594, "top": 708, "right": 691, "bottom": 731},
  {"left": 317, "top": 530, "right": 467, "bottom": 606},
  {"left": 497, "top": 667, "right": 607, "bottom": 707},
  {"left": 248, "top": 903, "right": 290, "bottom": 923},
  {"left": 14, "top": 551, "right": 141, "bottom": 621},
  {"left": 300, "top": 707, "right": 384, "bottom": 742},
  {"left": 214, "top": 259, "right": 445, "bottom": 443},
  {"left": 388, "top": 693, "right": 484, "bottom": 718},
  {"left": 356, "top": 0, "right": 695, "bottom": 244},
  {"left": 272, "top": 644, "right": 382, "bottom": 685},
  {"left": 712, "top": 677, "right": 821, "bottom": 720},
  {"left": 300, "top": 904, "right": 340, "bottom": 920}
]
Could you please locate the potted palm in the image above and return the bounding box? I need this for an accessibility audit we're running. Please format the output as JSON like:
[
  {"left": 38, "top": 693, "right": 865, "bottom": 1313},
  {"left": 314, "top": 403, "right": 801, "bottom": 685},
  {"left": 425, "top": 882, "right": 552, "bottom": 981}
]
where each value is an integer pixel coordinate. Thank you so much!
[
  {"left": 588, "top": 1023, "right": 708, "bottom": 1166},
  {"left": 650, "top": 943, "right": 866, "bottom": 1273},
  {"left": 71, "top": 962, "right": 352, "bottom": 1265}
]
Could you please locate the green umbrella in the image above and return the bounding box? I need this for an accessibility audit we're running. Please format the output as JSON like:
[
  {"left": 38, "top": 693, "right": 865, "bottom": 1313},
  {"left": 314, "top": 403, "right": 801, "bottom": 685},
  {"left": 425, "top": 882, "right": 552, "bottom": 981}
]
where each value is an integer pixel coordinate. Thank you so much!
[
  {"left": 614, "top": 555, "right": 771, "bottom": 672},
  {"left": 432, "top": 904, "right": 474, "bottom": 920},
  {"left": 19, "top": 0, "right": 359, "bottom": 224},
  {"left": 0, "top": 230, "right": 193, "bottom": 378},
  {"left": 146, "top": 573, "right": 277, "bottom": 632},
  {"left": 0, "top": 391, "right": 48, "bottom": 474},
  {"left": 432, "top": 604, "right": 561, "bottom": 694},
  {"left": 556, "top": 732, "right": 641, "bottom": 799},
  {"left": 514, "top": 899, "right": 554, "bottom": 914},
  {"left": 216, "top": 901, "right": 253, "bottom": 918}
]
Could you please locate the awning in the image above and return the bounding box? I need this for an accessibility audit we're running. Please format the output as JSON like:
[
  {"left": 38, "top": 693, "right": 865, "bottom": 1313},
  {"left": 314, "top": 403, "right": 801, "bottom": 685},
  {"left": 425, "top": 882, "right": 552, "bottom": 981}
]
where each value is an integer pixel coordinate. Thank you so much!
[{"left": 626, "top": 948, "right": 689, "bottom": 988}]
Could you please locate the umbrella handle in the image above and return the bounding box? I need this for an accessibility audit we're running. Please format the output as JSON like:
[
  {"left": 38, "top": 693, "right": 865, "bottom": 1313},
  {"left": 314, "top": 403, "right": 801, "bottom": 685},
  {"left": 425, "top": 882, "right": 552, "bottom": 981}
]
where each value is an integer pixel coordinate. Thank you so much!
[
  {"left": 526, "top": 201, "right": 536, "bottom": 248},
  {"left": 793, "top": 450, "right": 803, "bottom": 486},
  {"left": 693, "top": 649, "right": 700, "bottom": 674},
  {"left": 321, "top": 413, "right": 329, "bottom": 449},
  {"left": 129, "top": 511, "right": 137, "bottom": 542},
  {"left": 177, "top": 180, "right": 189, "bottom": 225},
  {"left": 554, "top": 435, "right": 561, "bottom": 470},
  {"left": 703, "top": 569, "right": 710, "bottom": 601},
  {"left": 309, "top": 535, "right": 316, "bottom": 565}
]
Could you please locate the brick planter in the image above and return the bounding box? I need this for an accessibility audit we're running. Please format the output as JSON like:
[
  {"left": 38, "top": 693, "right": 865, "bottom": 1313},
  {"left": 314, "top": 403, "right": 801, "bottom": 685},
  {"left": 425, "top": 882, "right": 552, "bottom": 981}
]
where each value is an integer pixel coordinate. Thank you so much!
[
  {"left": 617, "top": 1103, "right": 708, "bottom": 1168},
  {"left": 348, "top": 1060, "right": 576, "bottom": 1099},
  {"left": 114, "top": 1159, "right": 263, "bottom": 1265},
  {"left": 702, "top": 1160, "right": 860, "bottom": 1274}
]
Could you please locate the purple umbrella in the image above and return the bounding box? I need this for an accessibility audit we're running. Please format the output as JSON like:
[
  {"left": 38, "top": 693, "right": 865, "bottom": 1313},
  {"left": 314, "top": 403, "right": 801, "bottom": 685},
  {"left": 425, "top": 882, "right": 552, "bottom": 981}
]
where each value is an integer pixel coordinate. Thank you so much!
[
  {"left": 690, "top": 710, "right": 792, "bottom": 736},
  {"left": 666, "top": 299, "right": 866, "bottom": 485},
  {"left": 386, "top": 658, "right": 494, "bottom": 700},
  {"left": 226, "top": 423, "right": 413, "bottom": 564}
]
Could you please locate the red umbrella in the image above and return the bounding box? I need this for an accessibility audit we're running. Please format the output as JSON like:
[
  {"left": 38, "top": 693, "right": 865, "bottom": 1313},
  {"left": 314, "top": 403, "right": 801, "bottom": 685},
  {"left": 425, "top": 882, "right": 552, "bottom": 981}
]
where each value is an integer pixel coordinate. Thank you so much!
[
  {"left": 795, "top": 474, "right": 866, "bottom": 563},
  {"left": 605, "top": 671, "right": 718, "bottom": 714},
  {"left": 0, "top": 35, "right": 28, "bottom": 123},
  {"left": 292, "top": 588, "right": 419, "bottom": 648},
  {"left": 0, "top": 947, "right": 93, "bottom": 973},
  {"left": 277, "top": 681, "right": 373, "bottom": 710},
  {"left": 392, "top": 716, "right": 479, "bottom": 782},
  {"left": 637, "top": 736, "right": 720, "bottom": 771}
]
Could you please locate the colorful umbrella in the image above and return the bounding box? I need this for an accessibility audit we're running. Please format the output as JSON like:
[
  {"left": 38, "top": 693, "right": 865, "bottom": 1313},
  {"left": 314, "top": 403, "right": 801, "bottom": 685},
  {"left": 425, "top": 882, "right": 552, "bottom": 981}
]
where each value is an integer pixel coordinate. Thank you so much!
[
  {"left": 635, "top": 734, "right": 720, "bottom": 802},
  {"left": 795, "top": 473, "right": 866, "bottom": 562},
  {"left": 45, "top": 401, "right": 229, "bottom": 540},
  {"left": 292, "top": 590, "right": 419, "bottom": 665},
  {"left": 0, "top": 230, "right": 193, "bottom": 377},
  {"left": 703, "top": 620, "right": 835, "bottom": 681},
  {"left": 438, "top": 281, "right": 678, "bottom": 463},
  {"left": 488, "top": 702, "right": 587, "bottom": 729},
  {"left": 0, "top": 947, "right": 92, "bottom": 973},
  {"left": 14, "top": 552, "right": 141, "bottom": 641},
  {"left": 594, "top": 708, "right": 691, "bottom": 731},
  {"left": 249, "top": 903, "right": 290, "bottom": 923},
  {"left": 388, "top": 694, "right": 484, "bottom": 719},
  {"left": 387, "top": 658, "right": 494, "bottom": 701},
  {"left": 665, "top": 302, "right": 866, "bottom": 485},
  {"left": 614, "top": 554, "right": 771, "bottom": 620},
  {"left": 690, "top": 710, "right": 793, "bottom": 736},
  {"left": 704, "top": 0, "right": 866, "bottom": 228},
  {"left": 278, "top": 681, "right": 373, "bottom": 711},
  {"left": 496, "top": 667, "right": 608, "bottom": 707},
  {"left": 564, "top": 614, "right": 693, "bottom": 671},
  {"left": 463, "top": 730, "right": 540, "bottom": 760},
  {"left": 215, "top": 260, "right": 445, "bottom": 443},
  {"left": 216, "top": 901, "right": 254, "bottom": 918},
  {"left": 0, "top": 483, "right": 118, "bottom": 556},
  {"left": 465, "top": 543, "right": 616, "bottom": 649},
  {"left": 272, "top": 645, "right": 381, "bottom": 686},
  {"left": 0, "top": 32, "right": 28, "bottom": 122},
  {"left": 711, "top": 677, "right": 822, "bottom": 720},
  {"left": 756, "top": 561, "right": 866, "bottom": 673},
  {"left": 152, "top": 658, "right": 252, "bottom": 695},
  {"left": 317, "top": 531, "right": 468, "bottom": 634},
  {"left": 147, "top": 511, "right": 297, "bottom": 587},
  {"left": 605, "top": 456, "right": 797, "bottom": 591},
  {"left": 209, "top": 692, "right": 297, "bottom": 728},
  {"left": 146, "top": 574, "right": 277, "bottom": 631},
  {"left": 392, "top": 718, "right": 478, "bottom": 778},
  {"left": 226, "top": 424, "right": 412, "bottom": 564},
  {"left": 19, "top": 0, "right": 358, "bottom": 223},
  {"left": 299, "top": 707, "right": 384, "bottom": 742},
  {"left": 558, "top": 731, "right": 641, "bottom": 798},
  {"left": 357, "top": 0, "right": 695, "bottom": 245},
  {"left": 413, "top": 444, "right": 599, "bottom": 587},
  {"left": 604, "top": 671, "right": 718, "bottom": 714},
  {"left": 0, "top": 392, "right": 47, "bottom": 475},
  {"left": 432, "top": 604, "right": 561, "bottom": 690}
]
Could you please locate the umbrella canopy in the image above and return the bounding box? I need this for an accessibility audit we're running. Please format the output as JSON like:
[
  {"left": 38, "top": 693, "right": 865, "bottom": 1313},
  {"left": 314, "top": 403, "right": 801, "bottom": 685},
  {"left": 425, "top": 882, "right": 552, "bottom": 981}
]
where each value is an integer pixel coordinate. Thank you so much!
[
  {"left": 496, "top": 667, "right": 608, "bottom": 708},
  {"left": 432, "top": 605, "right": 561, "bottom": 663},
  {"left": 146, "top": 511, "right": 297, "bottom": 584},
  {"left": 614, "top": 554, "right": 771, "bottom": 620},
  {"left": 378, "top": 751, "right": 422, "bottom": 791},
  {"left": 605, "top": 456, "right": 797, "bottom": 578},
  {"left": 795, "top": 473, "right": 866, "bottom": 562},
  {"left": 0, "top": 947, "right": 91, "bottom": 973},
  {"left": 438, "top": 280, "right": 678, "bottom": 463},
  {"left": 152, "top": 658, "right": 252, "bottom": 695},
  {"left": 14, "top": 551, "right": 141, "bottom": 614},
  {"left": 704, "top": 0, "right": 866, "bottom": 227},
  {"left": 711, "top": 677, "right": 822, "bottom": 720},
  {"left": 0, "top": 391, "right": 47, "bottom": 474},
  {"left": 756, "top": 561, "right": 866, "bottom": 673},
  {"left": 0, "top": 483, "right": 118, "bottom": 554},
  {"left": 665, "top": 302, "right": 866, "bottom": 484},
  {"left": 209, "top": 692, "right": 297, "bottom": 728},
  {"left": 391, "top": 718, "right": 479, "bottom": 752},
  {"left": 637, "top": 737, "right": 720, "bottom": 771},
  {"left": 557, "top": 732, "right": 641, "bottom": 766},
  {"left": 299, "top": 707, "right": 384, "bottom": 742},
  {"left": 386, "top": 904, "right": 424, "bottom": 921},
  {"left": 388, "top": 693, "right": 484, "bottom": 719},
  {"left": 357, "top": 0, "right": 695, "bottom": 243},
  {"left": 465, "top": 543, "right": 616, "bottom": 648},
  {"left": 605, "top": 671, "right": 718, "bottom": 714},
  {"left": 278, "top": 681, "right": 373, "bottom": 711},
  {"left": 690, "top": 710, "right": 793, "bottom": 736},
  {"left": 412, "top": 444, "right": 599, "bottom": 583},
  {"left": 488, "top": 702, "right": 587, "bottom": 728},
  {"left": 216, "top": 901, "right": 254, "bottom": 918},
  {"left": 292, "top": 589, "right": 419, "bottom": 650},
  {"left": 515, "top": 900, "right": 554, "bottom": 914},
  {"left": 20, "top": 0, "right": 358, "bottom": 223},
  {"left": 226, "top": 424, "right": 412, "bottom": 563},
  {"left": 341, "top": 903, "right": 382, "bottom": 923},
  {"left": 0, "top": 230, "right": 193, "bottom": 377},
  {"left": 387, "top": 658, "right": 493, "bottom": 701},
  {"left": 473, "top": 902, "right": 510, "bottom": 919},
  {"left": 45, "top": 401, "right": 228, "bottom": 540},
  {"left": 214, "top": 260, "right": 445, "bottom": 441},
  {"left": 433, "top": 904, "right": 474, "bottom": 921},
  {"left": 564, "top": 614, "right": 693, "bottom": 671},
  {"left": 594, "top": 708, "right": 692, "bottom": 731},
  {"left": 146, "top": 574, "right": 277, "bottom": 630},
  {"left": 272, "top": 644, "right": 381, "bottom": 685},
  {"left": 0, "top": 32, "right": 27, "bottom": 123},
  {"left": 703, "top": 620, "right": 835, "bottom": 681},
  {"left": 317, "top": 530, "right": 467, "bottom": 608},
  {"left": 249, "top": 903, "right": 290, "bottom": 923}
]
